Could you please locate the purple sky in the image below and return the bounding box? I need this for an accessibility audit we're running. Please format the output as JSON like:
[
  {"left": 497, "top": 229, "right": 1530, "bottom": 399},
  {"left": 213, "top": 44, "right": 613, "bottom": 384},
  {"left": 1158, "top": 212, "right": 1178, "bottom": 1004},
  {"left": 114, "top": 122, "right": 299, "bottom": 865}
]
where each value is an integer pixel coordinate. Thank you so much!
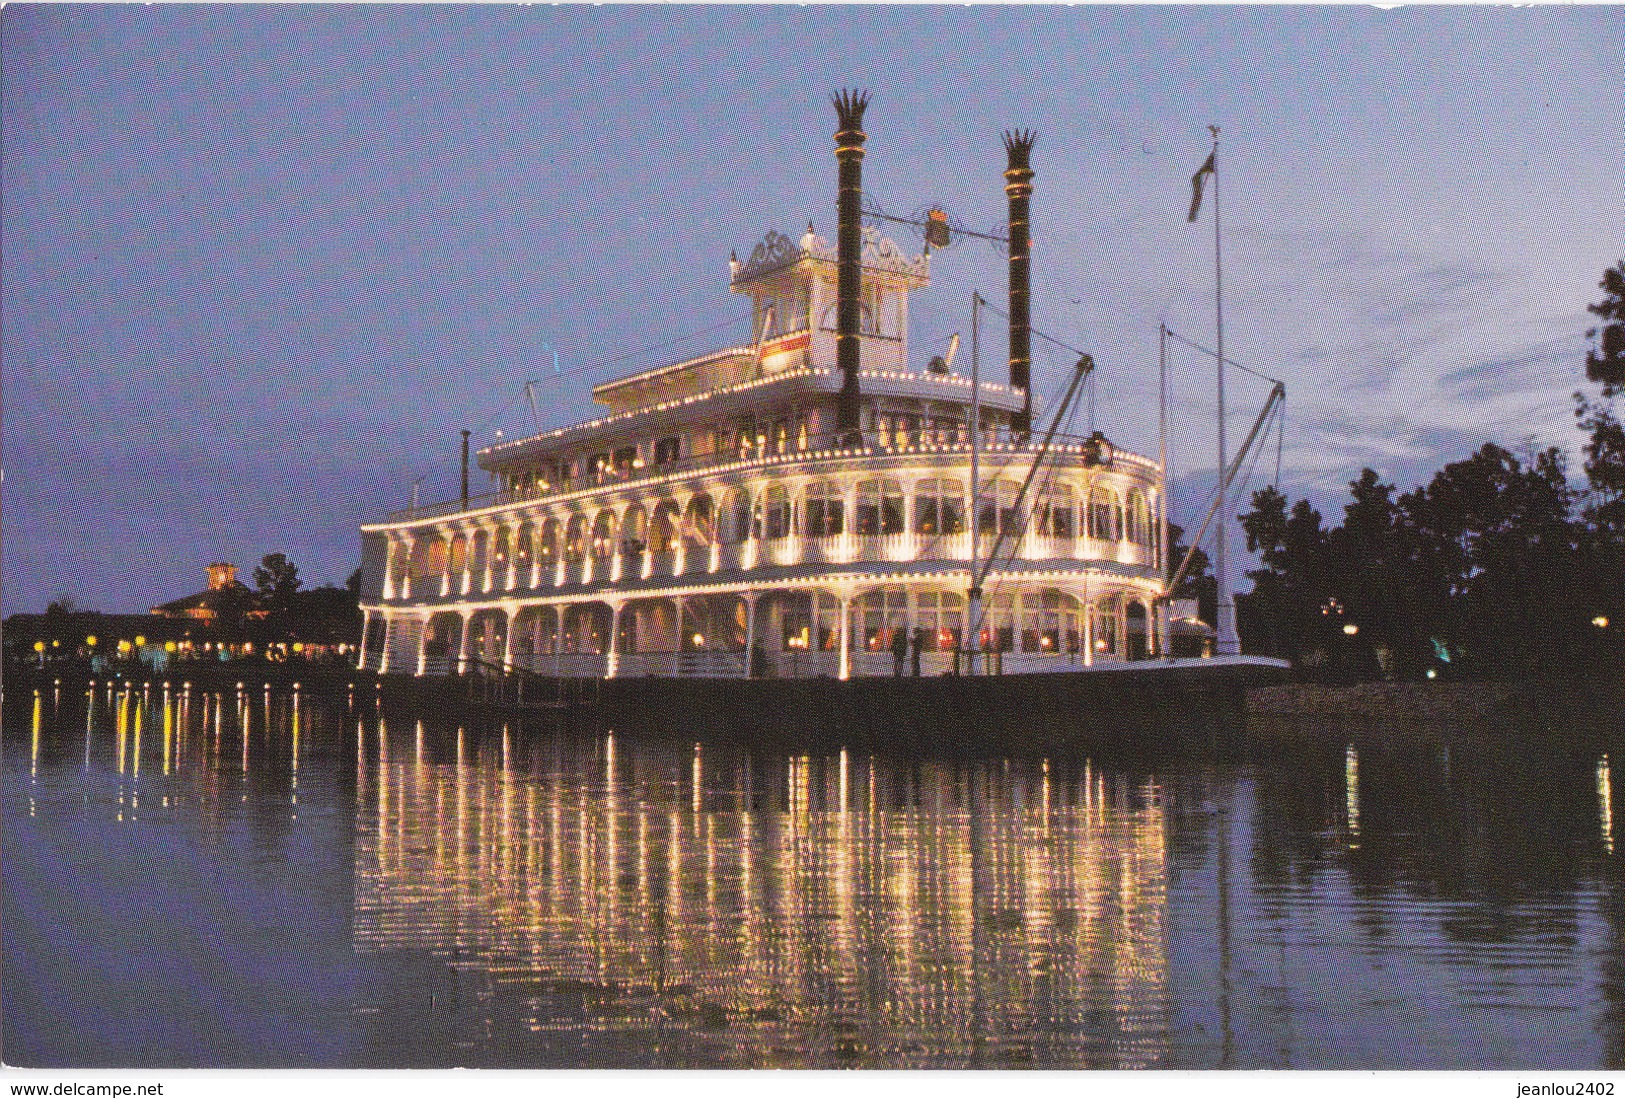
[{"left": 4, "top": 5, "right": 1620, "bottom": 613}]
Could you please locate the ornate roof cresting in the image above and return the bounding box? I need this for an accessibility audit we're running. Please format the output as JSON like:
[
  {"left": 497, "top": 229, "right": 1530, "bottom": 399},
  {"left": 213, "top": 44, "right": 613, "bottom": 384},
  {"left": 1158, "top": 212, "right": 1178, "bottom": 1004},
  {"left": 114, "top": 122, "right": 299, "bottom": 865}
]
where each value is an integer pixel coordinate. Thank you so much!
[{"left": 731, "top": 224, "right": 929, "bottom": 284}]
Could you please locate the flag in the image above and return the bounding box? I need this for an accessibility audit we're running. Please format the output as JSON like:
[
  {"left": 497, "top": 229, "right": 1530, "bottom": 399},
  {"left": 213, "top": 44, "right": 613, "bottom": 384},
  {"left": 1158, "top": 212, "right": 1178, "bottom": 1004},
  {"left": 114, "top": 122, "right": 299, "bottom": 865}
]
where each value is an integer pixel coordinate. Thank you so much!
[{"left": 1187, "top": 151, "right": 1216, "bottom": 222}]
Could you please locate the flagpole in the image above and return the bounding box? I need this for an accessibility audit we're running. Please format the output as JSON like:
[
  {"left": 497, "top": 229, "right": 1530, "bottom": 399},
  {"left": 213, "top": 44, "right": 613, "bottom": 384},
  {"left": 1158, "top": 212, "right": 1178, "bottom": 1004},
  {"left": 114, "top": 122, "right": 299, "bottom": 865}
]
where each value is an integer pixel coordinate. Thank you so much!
[
  {"left": 1210, "top": 124, "right": 1240, "bottom": 657},
  {"left": 1158, "top": 322, "right": 1170, "bottom": 658},
  {"left": 968, "top": 291, "right": 982, "bottom": 676}
]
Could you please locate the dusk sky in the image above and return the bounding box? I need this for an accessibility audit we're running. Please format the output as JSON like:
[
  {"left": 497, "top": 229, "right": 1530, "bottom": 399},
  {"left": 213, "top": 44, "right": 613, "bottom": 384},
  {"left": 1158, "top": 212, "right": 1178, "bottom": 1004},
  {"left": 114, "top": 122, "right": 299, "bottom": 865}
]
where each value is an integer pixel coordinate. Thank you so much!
[{"left": 3, "top": 5, "right": 1620, "bottom": 614}]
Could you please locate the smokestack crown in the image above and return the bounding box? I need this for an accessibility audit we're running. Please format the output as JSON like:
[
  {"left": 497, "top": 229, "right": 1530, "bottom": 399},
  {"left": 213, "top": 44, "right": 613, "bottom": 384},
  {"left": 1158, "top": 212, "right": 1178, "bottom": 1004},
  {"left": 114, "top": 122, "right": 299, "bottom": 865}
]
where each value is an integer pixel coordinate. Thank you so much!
[
  {"left": 1003, "top": 129, "right": 1036, "bottom": 178},
  {"left": 832, "top": 88, "right": 870, "bottom": 137}
]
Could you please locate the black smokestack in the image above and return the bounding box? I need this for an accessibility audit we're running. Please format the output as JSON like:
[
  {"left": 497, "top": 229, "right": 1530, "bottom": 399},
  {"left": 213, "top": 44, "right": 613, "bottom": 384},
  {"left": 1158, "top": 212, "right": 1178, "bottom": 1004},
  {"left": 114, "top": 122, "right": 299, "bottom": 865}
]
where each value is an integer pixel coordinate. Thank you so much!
[
  {"left": 1003, "top": 129, "right": 1036, "bottom": 438},
  {"left": 833, "top": 89, "right": 869, "bottom": 442}
]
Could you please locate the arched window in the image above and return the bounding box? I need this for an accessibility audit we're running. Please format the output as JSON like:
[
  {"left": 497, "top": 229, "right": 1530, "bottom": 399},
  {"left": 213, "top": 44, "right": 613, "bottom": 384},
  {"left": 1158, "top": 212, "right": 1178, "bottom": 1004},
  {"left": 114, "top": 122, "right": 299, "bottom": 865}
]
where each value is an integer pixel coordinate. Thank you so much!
[
  {"left": 1127, "top": 489, "right": 1151, "bottom": 545},
  {"left": 539, "top": 519, "right": 560, "bottom": 566},
  {"left": 1038, "top": 484, "right": 1076, "bottom": 538},
  {"left": 682, "top": 494, "right": 715, "bottom": 551},
  {"left": 591, "top": 510, "right": 618, "bottom": 560},
  {"left": 449, "top": 532, "right": 468, "bottom": 576},
  {"left": 423, "top": 536, "right": 448, "bottom": 579},
  {"left": 1091, "top": 597, "right": 1119, "bottom": 655},
  {"left": 471, "top": 529, "right": 489, "bottom": 576},
  {"left": 855, "top": 478, "right": 904, "bottom": 536},
  {"left": 718, "top": 488, "right": 751, "bottom": 544},
  {"left": 1089, "top": 486, "right": 1119, "bottom": 541},
  {"left": 416, "top": 536, "right": 442, "bottom": 578},
  {"left": 977, "top": 479, "right": 1023, "bottom": 537},
  {"left": 650, "top": 501, "right": 680, "bottom": 553},
  {"left": 621, "top": 506, "right": 647, "bottom": 556},
  {"left": 564, "top": 514, "right": 587, "bottom": 562},
  {"left": 514, "top": 522, "right": 535, "bottom": 572},
  {"left": 493, "top": 527, "right": 511, "bottom": 572},
  {"left": 755, "top": 485, "right": 791, "bottom": 540},
  {"left": 804, "top": 480, "right": 844, "bottom": 537},
  {"left": 914, "top": 478, "right": 965, "bottom": 536}
]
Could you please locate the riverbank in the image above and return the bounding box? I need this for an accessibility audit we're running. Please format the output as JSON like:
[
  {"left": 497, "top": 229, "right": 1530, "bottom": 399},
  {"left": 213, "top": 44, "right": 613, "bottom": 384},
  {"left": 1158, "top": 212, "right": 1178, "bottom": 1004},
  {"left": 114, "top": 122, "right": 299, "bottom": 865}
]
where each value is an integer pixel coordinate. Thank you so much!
[
  {"left": 12, "top": 662, "right": 1616, "bottom": 753},
  {"left": 1246, "top": 678, "right": 1624, "bottom": 750}
]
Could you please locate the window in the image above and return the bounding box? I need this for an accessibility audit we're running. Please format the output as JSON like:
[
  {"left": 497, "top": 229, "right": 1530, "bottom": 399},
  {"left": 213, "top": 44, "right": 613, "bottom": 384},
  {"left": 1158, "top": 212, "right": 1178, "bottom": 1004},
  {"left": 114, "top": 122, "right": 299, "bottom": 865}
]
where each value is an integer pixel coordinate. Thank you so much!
[
  {"left": 564, "top": 515, "right": 587, "bottom": 562},
  {"left": 515, "top": 524, "right": 534, "bottom": 571},
  {"left": 1089, "top": 487, "right": 1120, "bottom": 541},
  {"left": 613, "top": 446, "right": 637, "bottom": 479},
  {"left": 856, "top": 478, "right": 904, "bottom": 536},
  {"left": 620, "top": 507, "right": 647, "bottom": 556},
  {"left": 914, "top": 590, "right": 963, "bottom": 651},
  {"left": 1127, "top": 490, "right": 1151, "bottom": 545},
  {"left": 980, "top": 592, "right": 1015, "bottom": 653},
  {"left": 1092, "top": 600, "right": 1118, "bottom": 654},
  {"left": 977, "top": 480, "right": 1023, "bottom": 537},
  {"left": 1020, "top": 590, "right": 1072, "bottom": 653},
  {"left": 860, "top": 588, "right": 908, "bottom": 651},
  {"left": 682, "top": 495, "right": 715, "bottom": 550},
  {"left": 782, "top": 610, "right": 812, "bottom": 651},
  {"left": 814, "top": 592, "right": 843, "bottom": 651},
  {"left": 654, "top": 437, "right": 681, "bottom": 466},
  {"left": 1038, "top": 485, "right": 1076, "bottom": 538},
  {"left": 650, "top": 502, "right": 680, "bottom": 553},
  {"left": 422, "top": 538, "right": 448, "bottom": 580},
  {"left": 915, "top": 478, "right": 964, "bottom": 536},
  {"left": 719, "top": 489, "right": 751, "bottom": 544},
  {"left": 591, "top": 510, "right": 617, "bottom": 560},
  {"left": 804, "top": 481, "right": 844, "bottom": 537},
  {"left": 538, "top": 520, "right": 559, "bottom": 565},
  {"left": 755, "top": 485, "right": 791, "bottom": 540}
]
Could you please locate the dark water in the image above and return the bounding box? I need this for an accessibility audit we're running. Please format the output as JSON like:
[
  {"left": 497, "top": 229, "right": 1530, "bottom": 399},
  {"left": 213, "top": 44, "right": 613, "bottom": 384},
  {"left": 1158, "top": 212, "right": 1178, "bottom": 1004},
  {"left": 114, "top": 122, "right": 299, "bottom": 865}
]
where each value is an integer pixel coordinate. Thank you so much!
[{"left": 4, "top": 681, "right": 1621, "bottom": 1069}]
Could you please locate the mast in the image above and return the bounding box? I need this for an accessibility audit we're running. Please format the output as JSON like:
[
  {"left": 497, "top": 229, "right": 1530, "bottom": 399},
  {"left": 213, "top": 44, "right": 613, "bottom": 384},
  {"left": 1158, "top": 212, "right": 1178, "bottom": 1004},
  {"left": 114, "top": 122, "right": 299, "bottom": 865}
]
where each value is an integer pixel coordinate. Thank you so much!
[{"left": 1210, "top": 124, "right": 1240, "bottom": 656}]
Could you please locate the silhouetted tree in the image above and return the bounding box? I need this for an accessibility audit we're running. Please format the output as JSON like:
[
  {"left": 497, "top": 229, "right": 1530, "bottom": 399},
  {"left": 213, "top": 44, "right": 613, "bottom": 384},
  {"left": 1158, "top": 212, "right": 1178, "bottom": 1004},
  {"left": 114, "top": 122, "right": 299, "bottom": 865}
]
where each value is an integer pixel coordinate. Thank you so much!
[
  {"left": 1586, "top": 261, "right": 1625, "bottom": 396},
  {"left": 1164, "top": 521, "right": 1215, "bottom": 626},
  {"left": 253, "top": 553, "right": 302, "bottom": 632},
  {"left": 1235, "top": 264, "right": 1625, "bottom": 681},
  {"left": 1238, "top": 486, "right": 1333, "bottom": 664}
]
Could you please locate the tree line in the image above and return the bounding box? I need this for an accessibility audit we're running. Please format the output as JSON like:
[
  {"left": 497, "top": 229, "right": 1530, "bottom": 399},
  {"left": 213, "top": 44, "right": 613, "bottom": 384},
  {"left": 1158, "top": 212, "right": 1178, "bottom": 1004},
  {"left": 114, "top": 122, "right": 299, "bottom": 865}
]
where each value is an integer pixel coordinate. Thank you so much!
[
  {"left": 1228, "top": 262, "right": 1625, "bottom": 681},
  {"left": 204, "top": 553, "right": 362, "bottom": 647}
]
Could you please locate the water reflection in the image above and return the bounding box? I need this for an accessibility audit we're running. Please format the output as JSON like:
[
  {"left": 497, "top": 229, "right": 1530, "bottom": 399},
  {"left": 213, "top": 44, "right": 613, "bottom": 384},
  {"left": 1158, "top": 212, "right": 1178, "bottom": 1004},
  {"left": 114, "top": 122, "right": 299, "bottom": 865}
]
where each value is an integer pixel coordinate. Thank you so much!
[
  {"left": 1601, "top": 754, "right": 1614, "bottom": 855},
  {"left": 7, "top": 686, "right": 1624, "bottom": 1068},
  {"left": 353, "top": 720, "right": 1172, "bottom": 1067},
  {"left": 1344, "top": 743, "right": 1360, "bottom": 849}
]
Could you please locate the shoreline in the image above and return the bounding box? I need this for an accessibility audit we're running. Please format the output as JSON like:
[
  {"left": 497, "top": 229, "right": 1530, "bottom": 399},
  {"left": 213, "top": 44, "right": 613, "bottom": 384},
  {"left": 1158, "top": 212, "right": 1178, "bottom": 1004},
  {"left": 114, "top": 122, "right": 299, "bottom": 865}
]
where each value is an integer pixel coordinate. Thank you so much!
[{"left": 9, "top": 663, "right": 1619, "bottom": 751}]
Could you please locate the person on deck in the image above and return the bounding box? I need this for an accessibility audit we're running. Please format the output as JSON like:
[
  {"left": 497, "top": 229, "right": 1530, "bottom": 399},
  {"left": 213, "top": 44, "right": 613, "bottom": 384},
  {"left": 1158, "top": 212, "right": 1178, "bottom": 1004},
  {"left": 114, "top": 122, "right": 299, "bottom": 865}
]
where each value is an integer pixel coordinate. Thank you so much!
[
  {"left": 890, "top": 625, "right": 908, "bottom": 677},
  {"left": 910, "top": 627, "right": 925, "bottom": 677}
]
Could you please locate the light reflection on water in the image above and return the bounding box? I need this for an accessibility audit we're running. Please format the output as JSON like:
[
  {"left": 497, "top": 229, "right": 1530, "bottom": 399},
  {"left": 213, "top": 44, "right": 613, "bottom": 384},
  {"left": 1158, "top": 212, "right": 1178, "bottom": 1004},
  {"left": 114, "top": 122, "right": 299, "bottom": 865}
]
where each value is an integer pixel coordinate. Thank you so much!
[
  {"left": 354, "top": 718, "right": 1171, "bottom": 1068},
  {"left": 5, "top": 685, "right": 1623, "bottom": 1069}
]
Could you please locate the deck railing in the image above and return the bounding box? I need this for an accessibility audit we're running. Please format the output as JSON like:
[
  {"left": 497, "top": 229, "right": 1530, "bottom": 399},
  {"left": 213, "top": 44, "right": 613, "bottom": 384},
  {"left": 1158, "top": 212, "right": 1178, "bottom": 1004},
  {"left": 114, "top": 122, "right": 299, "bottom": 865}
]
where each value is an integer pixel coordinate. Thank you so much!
[{"left": 382, "top": 430, "right": 1158, "bottom": 525}]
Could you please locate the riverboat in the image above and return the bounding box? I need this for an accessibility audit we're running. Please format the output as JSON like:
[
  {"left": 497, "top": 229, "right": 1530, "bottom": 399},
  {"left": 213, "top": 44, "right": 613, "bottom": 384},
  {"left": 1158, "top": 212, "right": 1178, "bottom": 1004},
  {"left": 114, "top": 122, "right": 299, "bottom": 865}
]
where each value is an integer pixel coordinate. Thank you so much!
[{"left": 355, "top": 97, "right": 1171, "bottom": 681}]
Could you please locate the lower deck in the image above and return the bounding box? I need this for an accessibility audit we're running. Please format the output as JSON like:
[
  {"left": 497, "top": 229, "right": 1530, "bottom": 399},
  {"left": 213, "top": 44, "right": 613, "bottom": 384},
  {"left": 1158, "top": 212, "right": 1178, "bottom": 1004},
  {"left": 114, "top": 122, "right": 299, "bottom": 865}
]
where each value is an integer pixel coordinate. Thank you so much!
[{"left": 360, "top": 577, "right": 1171, "bottom": 679}]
